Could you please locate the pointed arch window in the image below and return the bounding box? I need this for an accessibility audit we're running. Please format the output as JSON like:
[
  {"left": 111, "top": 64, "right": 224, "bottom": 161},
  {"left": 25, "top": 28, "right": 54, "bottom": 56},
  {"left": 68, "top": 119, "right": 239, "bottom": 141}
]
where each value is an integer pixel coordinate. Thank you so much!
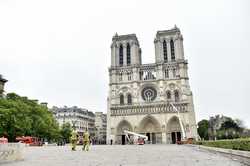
[
  {"left": 119, "top": 73, "right": 123, "bottom": 81},
  {"left": 174, "top": 90, "right": 179, "bottom": 102},
  {"left": 172, "top": 68, "right": 176, "bottom": 78},
  {"left": 127, "top": 94, "right": 132, "bottom": 104},
  {"left": 163, "top": 40, "right": 168, "bottom": 62},
  {"left": 120, "top": 94, "right": 124, "bottom": 105},
  {"left": 127, "top": 72, "right": 132, "bottom": 81},
  {"left": 119, "top": 45, "right": 123, "bottom": 66},
  {"left": 170, "top": 39, "right": 175, "bottom": 61},
  {"left": 126, "top": 43, "right": 131, "bottom": 65},
  {"left": 167, "top": 91, "right": 171, "bottom": 100},
  {"left": 165, "top": 69, "right": 169, "bottom": 78}
]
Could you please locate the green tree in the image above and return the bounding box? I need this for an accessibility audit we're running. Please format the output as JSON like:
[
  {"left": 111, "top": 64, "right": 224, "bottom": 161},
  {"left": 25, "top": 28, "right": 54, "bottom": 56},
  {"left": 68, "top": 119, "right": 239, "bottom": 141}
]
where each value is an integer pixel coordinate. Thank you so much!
[
  {"left": 220, "top": 118, "right": 240, "bottom": 131},
  {"left": 0, "top": 93, "right": 60, "bottom": 142},
  {"left": 217, "top": 118, "right": 242, "bottom": 139},
  {"left": 60, "top": 122, "right": 72, "bottom": 143},
  {"left": 197, "top": 119, "right": 209, "bottom": 140}
]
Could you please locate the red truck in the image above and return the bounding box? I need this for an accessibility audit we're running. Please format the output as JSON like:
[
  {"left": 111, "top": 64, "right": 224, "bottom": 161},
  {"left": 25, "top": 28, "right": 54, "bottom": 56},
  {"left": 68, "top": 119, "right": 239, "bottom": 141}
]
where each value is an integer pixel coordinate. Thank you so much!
[{"left": 16, "top": 136, "right": 43, "bottom": 146}]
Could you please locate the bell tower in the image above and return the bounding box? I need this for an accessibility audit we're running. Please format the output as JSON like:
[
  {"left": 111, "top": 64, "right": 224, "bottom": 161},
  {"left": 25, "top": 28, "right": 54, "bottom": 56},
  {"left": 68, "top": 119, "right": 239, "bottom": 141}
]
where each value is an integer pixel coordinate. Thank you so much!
[
  {"left": 110, "top": 33, "right": 141, "bottom": 67},
  {"left": 154, "top": 26, "right": 184, "bottom": 64}
]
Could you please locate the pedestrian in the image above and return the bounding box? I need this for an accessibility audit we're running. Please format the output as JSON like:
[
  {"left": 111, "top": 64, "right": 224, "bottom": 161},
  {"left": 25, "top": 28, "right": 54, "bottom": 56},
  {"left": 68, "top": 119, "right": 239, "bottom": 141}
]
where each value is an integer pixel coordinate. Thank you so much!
[
  {"left": 82, "top": 130, "right": 90, "bottom": 151},
  {"left": 110, "top": 139, "right": 113, "bottom": 145},
  {"left": 70, "top": 130, "right": 78, "bottom": 151}
]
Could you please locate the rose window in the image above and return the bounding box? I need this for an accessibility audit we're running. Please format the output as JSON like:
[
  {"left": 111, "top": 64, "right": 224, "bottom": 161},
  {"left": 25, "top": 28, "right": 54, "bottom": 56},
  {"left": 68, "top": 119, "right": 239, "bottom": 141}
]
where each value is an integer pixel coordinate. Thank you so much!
[{"left": 141, "top": 87, "right": 157, "bottom": 102}]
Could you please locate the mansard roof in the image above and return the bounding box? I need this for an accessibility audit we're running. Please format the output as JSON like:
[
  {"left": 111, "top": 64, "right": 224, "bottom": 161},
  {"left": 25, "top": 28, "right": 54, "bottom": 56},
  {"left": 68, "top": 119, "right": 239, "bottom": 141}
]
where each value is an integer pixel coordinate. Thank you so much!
[{"left": 52, "top": 106, "right": 94, "bottom": 115}]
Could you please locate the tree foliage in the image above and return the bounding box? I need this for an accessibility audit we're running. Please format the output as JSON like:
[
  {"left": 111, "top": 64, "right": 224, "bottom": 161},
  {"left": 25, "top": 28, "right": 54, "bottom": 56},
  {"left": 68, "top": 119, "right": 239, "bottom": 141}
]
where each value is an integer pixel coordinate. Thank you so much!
[
  {"left": 197, "top": 119, "right": 209, "bottom": 140},
  {"left": 216, "top": 118, "right": 243, "bottom": 139},
  {"left": 60, "top": 122, "right": 72, "bottom": 143},
  {"left": 198, "top": 116, "right": 247, "bottom": 140},
  {"left": 0, "top": 93, "right": 60, "bottom": 142}
]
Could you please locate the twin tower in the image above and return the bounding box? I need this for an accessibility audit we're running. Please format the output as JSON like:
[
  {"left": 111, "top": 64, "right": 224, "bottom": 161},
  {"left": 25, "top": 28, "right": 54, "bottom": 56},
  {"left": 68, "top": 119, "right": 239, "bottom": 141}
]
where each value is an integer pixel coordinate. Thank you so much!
[
  {"left": 107, "top": 26, "right": 198, "bottom": 145},
  {"left": 110, "top": 26, "right": 184, "bottom": 67}
]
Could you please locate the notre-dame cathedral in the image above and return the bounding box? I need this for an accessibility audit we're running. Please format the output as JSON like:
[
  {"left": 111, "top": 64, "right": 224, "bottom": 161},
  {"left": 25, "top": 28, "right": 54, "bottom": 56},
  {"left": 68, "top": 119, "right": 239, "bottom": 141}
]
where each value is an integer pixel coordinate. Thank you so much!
[{"left": 107, "top": 26, "right": 198, "bottom": 144}]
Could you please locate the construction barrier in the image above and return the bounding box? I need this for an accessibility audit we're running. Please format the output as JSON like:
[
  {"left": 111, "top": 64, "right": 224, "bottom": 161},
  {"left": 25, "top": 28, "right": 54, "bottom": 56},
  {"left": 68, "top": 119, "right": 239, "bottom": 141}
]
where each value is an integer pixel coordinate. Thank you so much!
[{"left": 0, "top": 143, "right": 25, "bottom": 163}]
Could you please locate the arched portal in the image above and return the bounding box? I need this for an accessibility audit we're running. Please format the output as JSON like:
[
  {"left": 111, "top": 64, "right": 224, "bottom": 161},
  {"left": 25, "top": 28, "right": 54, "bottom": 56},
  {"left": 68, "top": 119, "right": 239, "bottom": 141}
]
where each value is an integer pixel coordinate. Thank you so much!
[
  {"left": 167, "top": 116, "right": 182, "bottom": 144},
  {"left": 138, "top": 115, "right": 162, "bottom": 144},
  {"left": 116, "top": 120, "right": 133, "bottom": 145}
]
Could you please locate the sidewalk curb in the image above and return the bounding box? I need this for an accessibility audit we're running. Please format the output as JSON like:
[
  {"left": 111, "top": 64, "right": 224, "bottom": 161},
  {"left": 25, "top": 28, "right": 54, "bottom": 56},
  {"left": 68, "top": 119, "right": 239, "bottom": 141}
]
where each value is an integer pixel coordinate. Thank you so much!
[
  {"left": 197, "top": 145, "right": 250, "bottom": 159},
  {"left": 186, "top": 144, "right": 250, "bottom": 165}
]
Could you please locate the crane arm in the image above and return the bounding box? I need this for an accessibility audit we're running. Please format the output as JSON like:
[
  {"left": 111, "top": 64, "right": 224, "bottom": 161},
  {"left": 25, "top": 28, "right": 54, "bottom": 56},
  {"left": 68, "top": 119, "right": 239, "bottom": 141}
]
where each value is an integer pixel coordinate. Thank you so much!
[
  {"left": 170, "top": 103, "right": 186, "bottom": 139},
  {"left": 124, "top": 130, "right": 148, "bottom": 140}
]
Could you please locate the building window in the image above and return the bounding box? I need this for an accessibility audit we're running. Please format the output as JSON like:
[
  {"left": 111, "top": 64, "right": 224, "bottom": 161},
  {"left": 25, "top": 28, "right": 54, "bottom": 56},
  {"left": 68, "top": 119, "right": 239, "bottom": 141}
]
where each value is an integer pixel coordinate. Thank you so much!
[
  {"left": 167, "top": 91, "right": 171, "bottom": 99},
  {"left": 163, "top": 40, "right": 168, "bottom": 62},
  {"left": 120, "top": 94, "right": 124, "bottom": 105},
  {"left": 170, "top": 39, "right": 175, "bottom": 61},
  {"left": 139, "top": 71, "right": 143, "bottom": 80},
  {"left": 119, "top": 45, "right": 123, "bottom": 66},
  {"left": 119, "top": 73, "right": 123, "bottom": 81},
  {"left": 127, "top": 43, "right": 131, "bottom": 65},
  {"left": 141, "top": 87, "right": 157, "bottom": 102},
  {"left": 174, "top": 90, "right": 179, "bottom": 102},
  {"left": 165, "top": 69, "right": 169, "bottom": 78},
  {"left": 127, "top": 94, "right": 132, "bottom": 104},
  {"left": 173, "top": 68, "right": 176, "bottom": 78},
  {"left": 127, "top": 72, "right": 132, "bottom": 81}
]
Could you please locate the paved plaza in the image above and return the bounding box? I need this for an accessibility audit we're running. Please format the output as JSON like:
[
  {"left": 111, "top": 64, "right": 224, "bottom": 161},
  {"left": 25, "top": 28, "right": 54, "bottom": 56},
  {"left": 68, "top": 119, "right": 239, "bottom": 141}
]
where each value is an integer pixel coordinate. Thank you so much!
[{"left": 3, "top": 145, "right": 247, "bottom": 166}]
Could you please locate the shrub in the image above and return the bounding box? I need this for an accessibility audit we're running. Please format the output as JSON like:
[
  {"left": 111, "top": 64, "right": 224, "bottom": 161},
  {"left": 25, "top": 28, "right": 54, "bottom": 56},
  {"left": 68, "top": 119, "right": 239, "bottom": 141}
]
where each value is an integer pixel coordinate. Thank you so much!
[{"left": 194, "top": 138, "right": 250, "bottom": 151}]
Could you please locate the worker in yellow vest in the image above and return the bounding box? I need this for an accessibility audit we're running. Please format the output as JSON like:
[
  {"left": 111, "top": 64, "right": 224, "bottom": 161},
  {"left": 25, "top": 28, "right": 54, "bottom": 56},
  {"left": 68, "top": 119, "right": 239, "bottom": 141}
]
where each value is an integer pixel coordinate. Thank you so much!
[
  {"left": 70, "top": 130, "right": 78, "bottom": 151},
  {"left": 82, "top": 130, "right": 90, "bottom": 151}
]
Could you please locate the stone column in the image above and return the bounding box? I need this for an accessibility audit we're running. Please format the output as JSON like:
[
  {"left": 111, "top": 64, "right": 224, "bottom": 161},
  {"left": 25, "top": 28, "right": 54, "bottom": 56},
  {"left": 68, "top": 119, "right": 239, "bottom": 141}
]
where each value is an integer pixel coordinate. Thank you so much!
[
  {"left": 179, "top": 63, "right": 184, "bottom": 78},
  {"left": 106, "top": 98, "right": 111, "bottom": 144},
  {"left": 132, "top": 67, "right": 138, "bottom": 81},
  {"left": 133, "top": 43, "right": 140, "bottom": 65},
  {"left": 158, "top": 40, "right": 163, "bottom": 63},
  {"left": 169, "top": 68, "right": 173, "bottom": 79},
  {"left": 111, "top": 43, "right": 116, "bottom": 67},
  {"left": 162, "top": 132, "right": 167, "bottom": 144},
  {"left": 154, "top": 38, "right": 161, "bottom": 63},
  {"left": 179, "top": 36, "right": 185, "bottom": 60},
  {"left": 174, "top": 38, "right": 180, "bottom": 60},
  {"left": 167, "top": 39, "right": 171, "bottom": 62},
  {"left": 174, "top": 35, "right": 185, "bottom": 60},
  {"left": 157, "top": 65, "right": 163, "bottom": 80},
  {"left": 116, "top": 45, "right": 120, "bottom": 66}
]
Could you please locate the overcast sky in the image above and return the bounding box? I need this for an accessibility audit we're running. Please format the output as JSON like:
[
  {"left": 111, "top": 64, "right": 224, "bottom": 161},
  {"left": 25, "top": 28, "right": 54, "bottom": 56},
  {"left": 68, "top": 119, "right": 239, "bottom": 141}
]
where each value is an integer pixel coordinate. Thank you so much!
[{"left": 0, "top": 0, "right": 249, "bottom": 127}]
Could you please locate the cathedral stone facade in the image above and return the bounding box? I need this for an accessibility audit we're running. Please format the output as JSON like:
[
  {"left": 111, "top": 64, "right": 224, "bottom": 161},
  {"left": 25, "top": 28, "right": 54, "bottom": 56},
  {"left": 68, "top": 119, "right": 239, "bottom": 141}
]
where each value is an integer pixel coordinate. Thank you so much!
[{"left": 107, "top": 26, "right": 198, "bottom": 144}]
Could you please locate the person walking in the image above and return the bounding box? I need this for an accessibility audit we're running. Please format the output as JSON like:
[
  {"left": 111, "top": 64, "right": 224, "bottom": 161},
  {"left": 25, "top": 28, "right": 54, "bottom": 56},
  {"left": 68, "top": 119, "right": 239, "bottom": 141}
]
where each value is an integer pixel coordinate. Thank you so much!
[
  {"left": 82, "top": 130, "right": 90, "bottom": 151},
  {"left": 70, "top": 130, "right": 78, "bottom": 151}
]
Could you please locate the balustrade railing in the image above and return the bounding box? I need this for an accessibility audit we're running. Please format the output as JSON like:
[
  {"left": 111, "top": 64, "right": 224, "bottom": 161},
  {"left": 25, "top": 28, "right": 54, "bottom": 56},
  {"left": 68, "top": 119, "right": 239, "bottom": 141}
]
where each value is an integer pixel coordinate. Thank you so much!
[{"left": 110, "top": 102, "right": 188, "bottom": 116}]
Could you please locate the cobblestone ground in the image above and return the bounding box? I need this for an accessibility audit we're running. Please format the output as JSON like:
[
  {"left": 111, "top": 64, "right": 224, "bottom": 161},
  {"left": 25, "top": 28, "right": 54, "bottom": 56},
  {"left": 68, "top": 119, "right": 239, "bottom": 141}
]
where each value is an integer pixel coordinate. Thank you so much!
[{"left": 3, "top": 145, "right": 247, "bottom": 166}]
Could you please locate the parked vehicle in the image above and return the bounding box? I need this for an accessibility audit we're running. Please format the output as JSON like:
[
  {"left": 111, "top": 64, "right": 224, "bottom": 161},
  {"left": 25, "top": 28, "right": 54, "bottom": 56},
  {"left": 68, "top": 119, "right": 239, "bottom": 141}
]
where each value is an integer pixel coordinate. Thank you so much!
[
  {"left": 16, "top": 136, "right": 43, "bottom": 146},
  {"left": 0, "top": 137, "right": 8, "bottom": 144}
]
